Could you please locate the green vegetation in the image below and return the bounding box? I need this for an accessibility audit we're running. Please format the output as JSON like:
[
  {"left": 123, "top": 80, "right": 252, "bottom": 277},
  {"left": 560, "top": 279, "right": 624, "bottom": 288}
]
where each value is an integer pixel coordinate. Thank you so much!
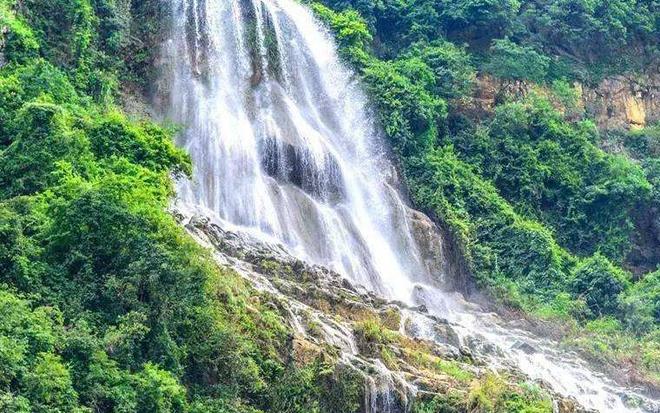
[
  {"left": 1, "top": 0, "right": 658, "bottom": 409},
  {"left": 483, "top": 39, "right": 550, "bottom": 83},
  {"left": 411, "top": 375, "right": 553, "bottom": 413},
  {"left": 315, "top": 0, "right": 658, "bottom": 81},
  {"left": 0, "top": 1, "right": 364, "bottom": 412},
  {"left": 312, "top": 0, "right": 659, "bottom": 386},
  {"left": 467, "top": 374, "right": 552, "bottom": 413}
]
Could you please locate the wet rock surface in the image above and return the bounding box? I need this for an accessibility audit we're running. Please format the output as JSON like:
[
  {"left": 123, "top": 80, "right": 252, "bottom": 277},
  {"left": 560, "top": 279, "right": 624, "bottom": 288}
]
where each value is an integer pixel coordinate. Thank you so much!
[
  {"left": 0, "top": 25, "right": 7, "bottom": 69},
  {"left": 176, "top": 209, "right": 611, "bottom": 413}
]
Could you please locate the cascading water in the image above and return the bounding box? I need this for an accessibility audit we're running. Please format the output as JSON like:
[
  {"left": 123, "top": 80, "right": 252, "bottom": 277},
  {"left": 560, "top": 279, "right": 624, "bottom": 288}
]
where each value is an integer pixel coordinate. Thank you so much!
[
  {"left": 161, "top": 0, "right": 658, "bottom": 412},
  {"left": 163, "top": 0, "right": 427, "bottom": 303}
]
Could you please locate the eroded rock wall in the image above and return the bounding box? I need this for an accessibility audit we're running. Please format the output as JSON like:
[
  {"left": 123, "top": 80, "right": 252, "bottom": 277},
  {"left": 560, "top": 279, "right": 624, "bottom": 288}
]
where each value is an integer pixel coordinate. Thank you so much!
[
  {"left": 471, "top": 73, "right": 659, "bottom": 131},
  {"left": 583, "top": 74, "right": 659, "bottom": 130}
]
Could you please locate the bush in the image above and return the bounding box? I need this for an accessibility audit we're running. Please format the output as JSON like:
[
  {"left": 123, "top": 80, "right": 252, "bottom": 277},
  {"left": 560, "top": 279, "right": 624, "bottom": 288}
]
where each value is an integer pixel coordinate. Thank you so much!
[
  {"left": 0, "top": 100, "right": 94, "bottom": 198},
  {"left": 362, "top": 59, "right": 446, "bottom": 156},
  {"left": 0, "top": 1, "right": 40, "bottom": 63},
  {"left": 468, "top": 373, "right": 552, "bottom": 413},
  {"left": 448, "top": 97, "right": 651, "bottom": 263},
  {"left": 620, "top": 270, "right": 660, "bottom": 334},
  {"left": 0, "top": 289, "right": 81, "bottom": 413},
  {"left": 570, "top": 254, "right": 630, "bottom": 318},
  {"left": 87, "top": 111, "right": 191, "bottom": 177},
  {"left": 0, "top": 60, "right": 80, "bottom": 146},
  {"left": 438, "top": 0, "right": 521, "bottom": 46},
  {"left": 21, "top": 0, "right": 95, "bottom": 68},
  {"left": 483, "top": 39, "right": 550, "bottom": 83},
  {"left": 401, "top": 41, "right": 476, "bottom": 99}
]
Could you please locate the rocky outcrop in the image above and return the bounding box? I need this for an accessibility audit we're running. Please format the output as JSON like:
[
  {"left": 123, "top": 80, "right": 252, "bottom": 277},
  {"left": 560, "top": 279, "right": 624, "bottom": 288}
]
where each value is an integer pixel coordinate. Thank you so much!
[
  {"left": 405, "top": 208, "right": 447, "bottom": 280},
  {"left": 469, "top": 73, "right": 659, "bottom": 131},
  {"left": 174, "top": 209, "right": 605, "bottom": 413},
  {"left": 583, "top": 74, "right": 659, "bottom": 130},
  {"left": 0, "top": 25, "right": 7, "bottom": 69}
]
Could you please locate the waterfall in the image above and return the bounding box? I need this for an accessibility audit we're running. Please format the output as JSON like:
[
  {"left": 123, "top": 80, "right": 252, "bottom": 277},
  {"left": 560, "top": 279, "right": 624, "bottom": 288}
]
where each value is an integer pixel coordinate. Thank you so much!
[
  {"left": 161, "top": 0, "right": 658, "bottom": 412},
  {"left": 164, "top": 0, "right": 428, "bottom": 303}
]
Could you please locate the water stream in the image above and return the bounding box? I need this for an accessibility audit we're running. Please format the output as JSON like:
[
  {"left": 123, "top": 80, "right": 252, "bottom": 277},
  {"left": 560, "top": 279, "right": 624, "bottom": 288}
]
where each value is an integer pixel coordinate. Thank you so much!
[{"left": 161, "top": 0, "right": 658, "bottom": 411}]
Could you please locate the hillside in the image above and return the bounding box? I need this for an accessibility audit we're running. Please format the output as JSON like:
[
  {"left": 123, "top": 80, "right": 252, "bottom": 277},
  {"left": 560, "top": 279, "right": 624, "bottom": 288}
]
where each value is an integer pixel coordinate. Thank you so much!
[
  {"left": 312, "top": 0, "right": 659, "bottom": 387},
  {"left": 0, "top": 0, "right": 658, "bottom": 412}
]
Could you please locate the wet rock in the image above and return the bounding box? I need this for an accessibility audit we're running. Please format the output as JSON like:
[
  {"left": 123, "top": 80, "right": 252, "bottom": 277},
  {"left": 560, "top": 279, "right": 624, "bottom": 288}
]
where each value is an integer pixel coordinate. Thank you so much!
[
  {"left": 555, "top": 397, "right": 580, "bottom": 413},
  {"left": 402, "top": 317, "right": 420, "bottom": 337},
  {"left": 188, "top": 214, "right": 210, "bottom": 229},
  {"left": 291, "top": 337, "right": 322, "bottom": 367},
  {"left": 463, "top": 335, "right": 504, "bottom": 359},
  {"left": 405, "top": 208, "right": 446, "bottom": 280},
  {"left": 619, "top": 391, "right": 660, "bottom": 413},
  {"left": 512, "top": 341, "right": 537, "bottom": 355},
  {"left": 0, "top": 25, "right": 6, "bottom": 69},
  {"left": 362, "top": 362, "right": 413, "bottom": 413},
  {"left": 459, "top": 345, "right": 473, "bottom": 359},
  {"left": 169, "top": 207, "right": 186, "bottom": 224},
  {"left": 554, "top": 396, "right": 598, "bottom": 413},
  {"left": 180, "top": 211, "right": 600, "bottom": 413},
  {"left": 432, "top": 344, "right": 461, "bottom": 360},
  {"left": 341, "top": 277, "right": 354, "bottom": 290},
  {"left": 260, "top": 137, "right": 345, "bottom": 203},
  {"left": 432, "top": 322, "right": 461, "bottom": 349},
  {"left": 413, "top": 304, "right": 428, "bottom": 313}
]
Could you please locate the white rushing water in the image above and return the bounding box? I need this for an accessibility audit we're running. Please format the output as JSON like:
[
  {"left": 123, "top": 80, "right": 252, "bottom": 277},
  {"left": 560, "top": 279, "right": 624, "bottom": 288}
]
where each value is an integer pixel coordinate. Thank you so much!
[{"left": 161, "top": 0, "right": 658, "bottom": 411}]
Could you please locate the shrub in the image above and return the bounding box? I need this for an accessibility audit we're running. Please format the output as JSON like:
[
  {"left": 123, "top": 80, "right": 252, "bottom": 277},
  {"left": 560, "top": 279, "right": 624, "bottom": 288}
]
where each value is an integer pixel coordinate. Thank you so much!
[
  {"left": 483, "top": 39, "right": 550, "bottom": 83},
  {"left": 362, "top": 59, "right": 445, "bottom": 157},
  {"left": 0, "top": 101, "right": 94, "bottom": 198},
  {"left": 0, "top": 1, "right": 40, "bottom": 63},
  {"left": 22, "top": 0, "right": 95, "bottom": 68},
  {"left": 401, "top": 41, "right": 476, "bottom": 99},
  {"left": 620, "top": 270, "right": 659, "bottom": 334},
  {"left": 87, "top": 111, "right": 191, "bottom": 177},
  {"left": 468, "top": 373, "right": 552, "bottom": 413},
  {"left": 570, "top": 254, "right": 630, "bottom": 318}
]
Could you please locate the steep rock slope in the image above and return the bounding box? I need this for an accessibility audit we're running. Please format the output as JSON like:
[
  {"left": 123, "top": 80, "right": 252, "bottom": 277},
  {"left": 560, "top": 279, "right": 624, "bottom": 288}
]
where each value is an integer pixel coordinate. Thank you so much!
[{"left": 179, "top": 209, "right": 601, "bottom": 413}]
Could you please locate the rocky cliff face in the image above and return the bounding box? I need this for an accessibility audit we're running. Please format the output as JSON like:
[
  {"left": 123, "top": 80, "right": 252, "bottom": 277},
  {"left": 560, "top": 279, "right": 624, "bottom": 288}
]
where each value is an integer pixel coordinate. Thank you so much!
[
  {"left": 0, "top": 25, "right": 6, "bottom": 69},
  {"left": 173, "top": 208, "right": 599, "bottom": 413},
  {"left": 583, "top": 74, "right": 659, "bottom": 130},
  {"left": 471, "top": 73, "right": 659, "bottom": 131}
]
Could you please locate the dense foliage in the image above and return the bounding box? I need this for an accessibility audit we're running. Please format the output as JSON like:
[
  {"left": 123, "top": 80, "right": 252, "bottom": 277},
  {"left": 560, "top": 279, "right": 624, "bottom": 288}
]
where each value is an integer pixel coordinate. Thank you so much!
[
  {"left": 0, "top": 1, "right": 365, "bottom": 412},
  {"left": 311, "top": 0, "right": 659, "bottom": 385},
  {"left": 317, "top": 0, "right": 658, "bottom": 81},
  {"left": 1, "top": 0, "right": 658, "bottom": 409}
]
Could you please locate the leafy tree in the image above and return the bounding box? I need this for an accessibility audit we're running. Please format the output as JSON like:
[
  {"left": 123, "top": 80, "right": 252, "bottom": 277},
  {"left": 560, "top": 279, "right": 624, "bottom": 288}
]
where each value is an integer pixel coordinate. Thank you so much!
[
  {"left": 135, "top": 363, "right": 188, "bottom": 413},
  {"left": 400, "top": 41, "right": 476, "bottom": 99},
  {"left": 517, "top": 0, "right": 657, "bottom": 74},
  {"left": 483, "top": 38, "right": 550, "bottom": 82},
  {"left": 0, "top": 101, "right": 94, "bottom": 198},
  {"left": 22, "top": 0, "right": 96, "bottom": 68},
  {"left": 87, "top": 111, "right": 191, "bottom": 177},
  {"left": 0, "top": 289, "right": 82, "bottom": 413},
  {"left": 438, "top": 0, "right": 521, "bottom": 46},
  {"left": 570, "top": 254, "right": 630, "bottom": 318},
  {"left": 620, "top": 270, "right": 660, "bottom": 334},
  {"left": 447, "top": 97, "right": 651, "bottom": 262},
  {"left": 0, "top": 0, "right": 40, "bottom": 63},
  {"left": 0, "top": 60, "right": 80, "bottom": 146},
  {"left": 362, "top": 59, "right": 446, "bottom": 157}
]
